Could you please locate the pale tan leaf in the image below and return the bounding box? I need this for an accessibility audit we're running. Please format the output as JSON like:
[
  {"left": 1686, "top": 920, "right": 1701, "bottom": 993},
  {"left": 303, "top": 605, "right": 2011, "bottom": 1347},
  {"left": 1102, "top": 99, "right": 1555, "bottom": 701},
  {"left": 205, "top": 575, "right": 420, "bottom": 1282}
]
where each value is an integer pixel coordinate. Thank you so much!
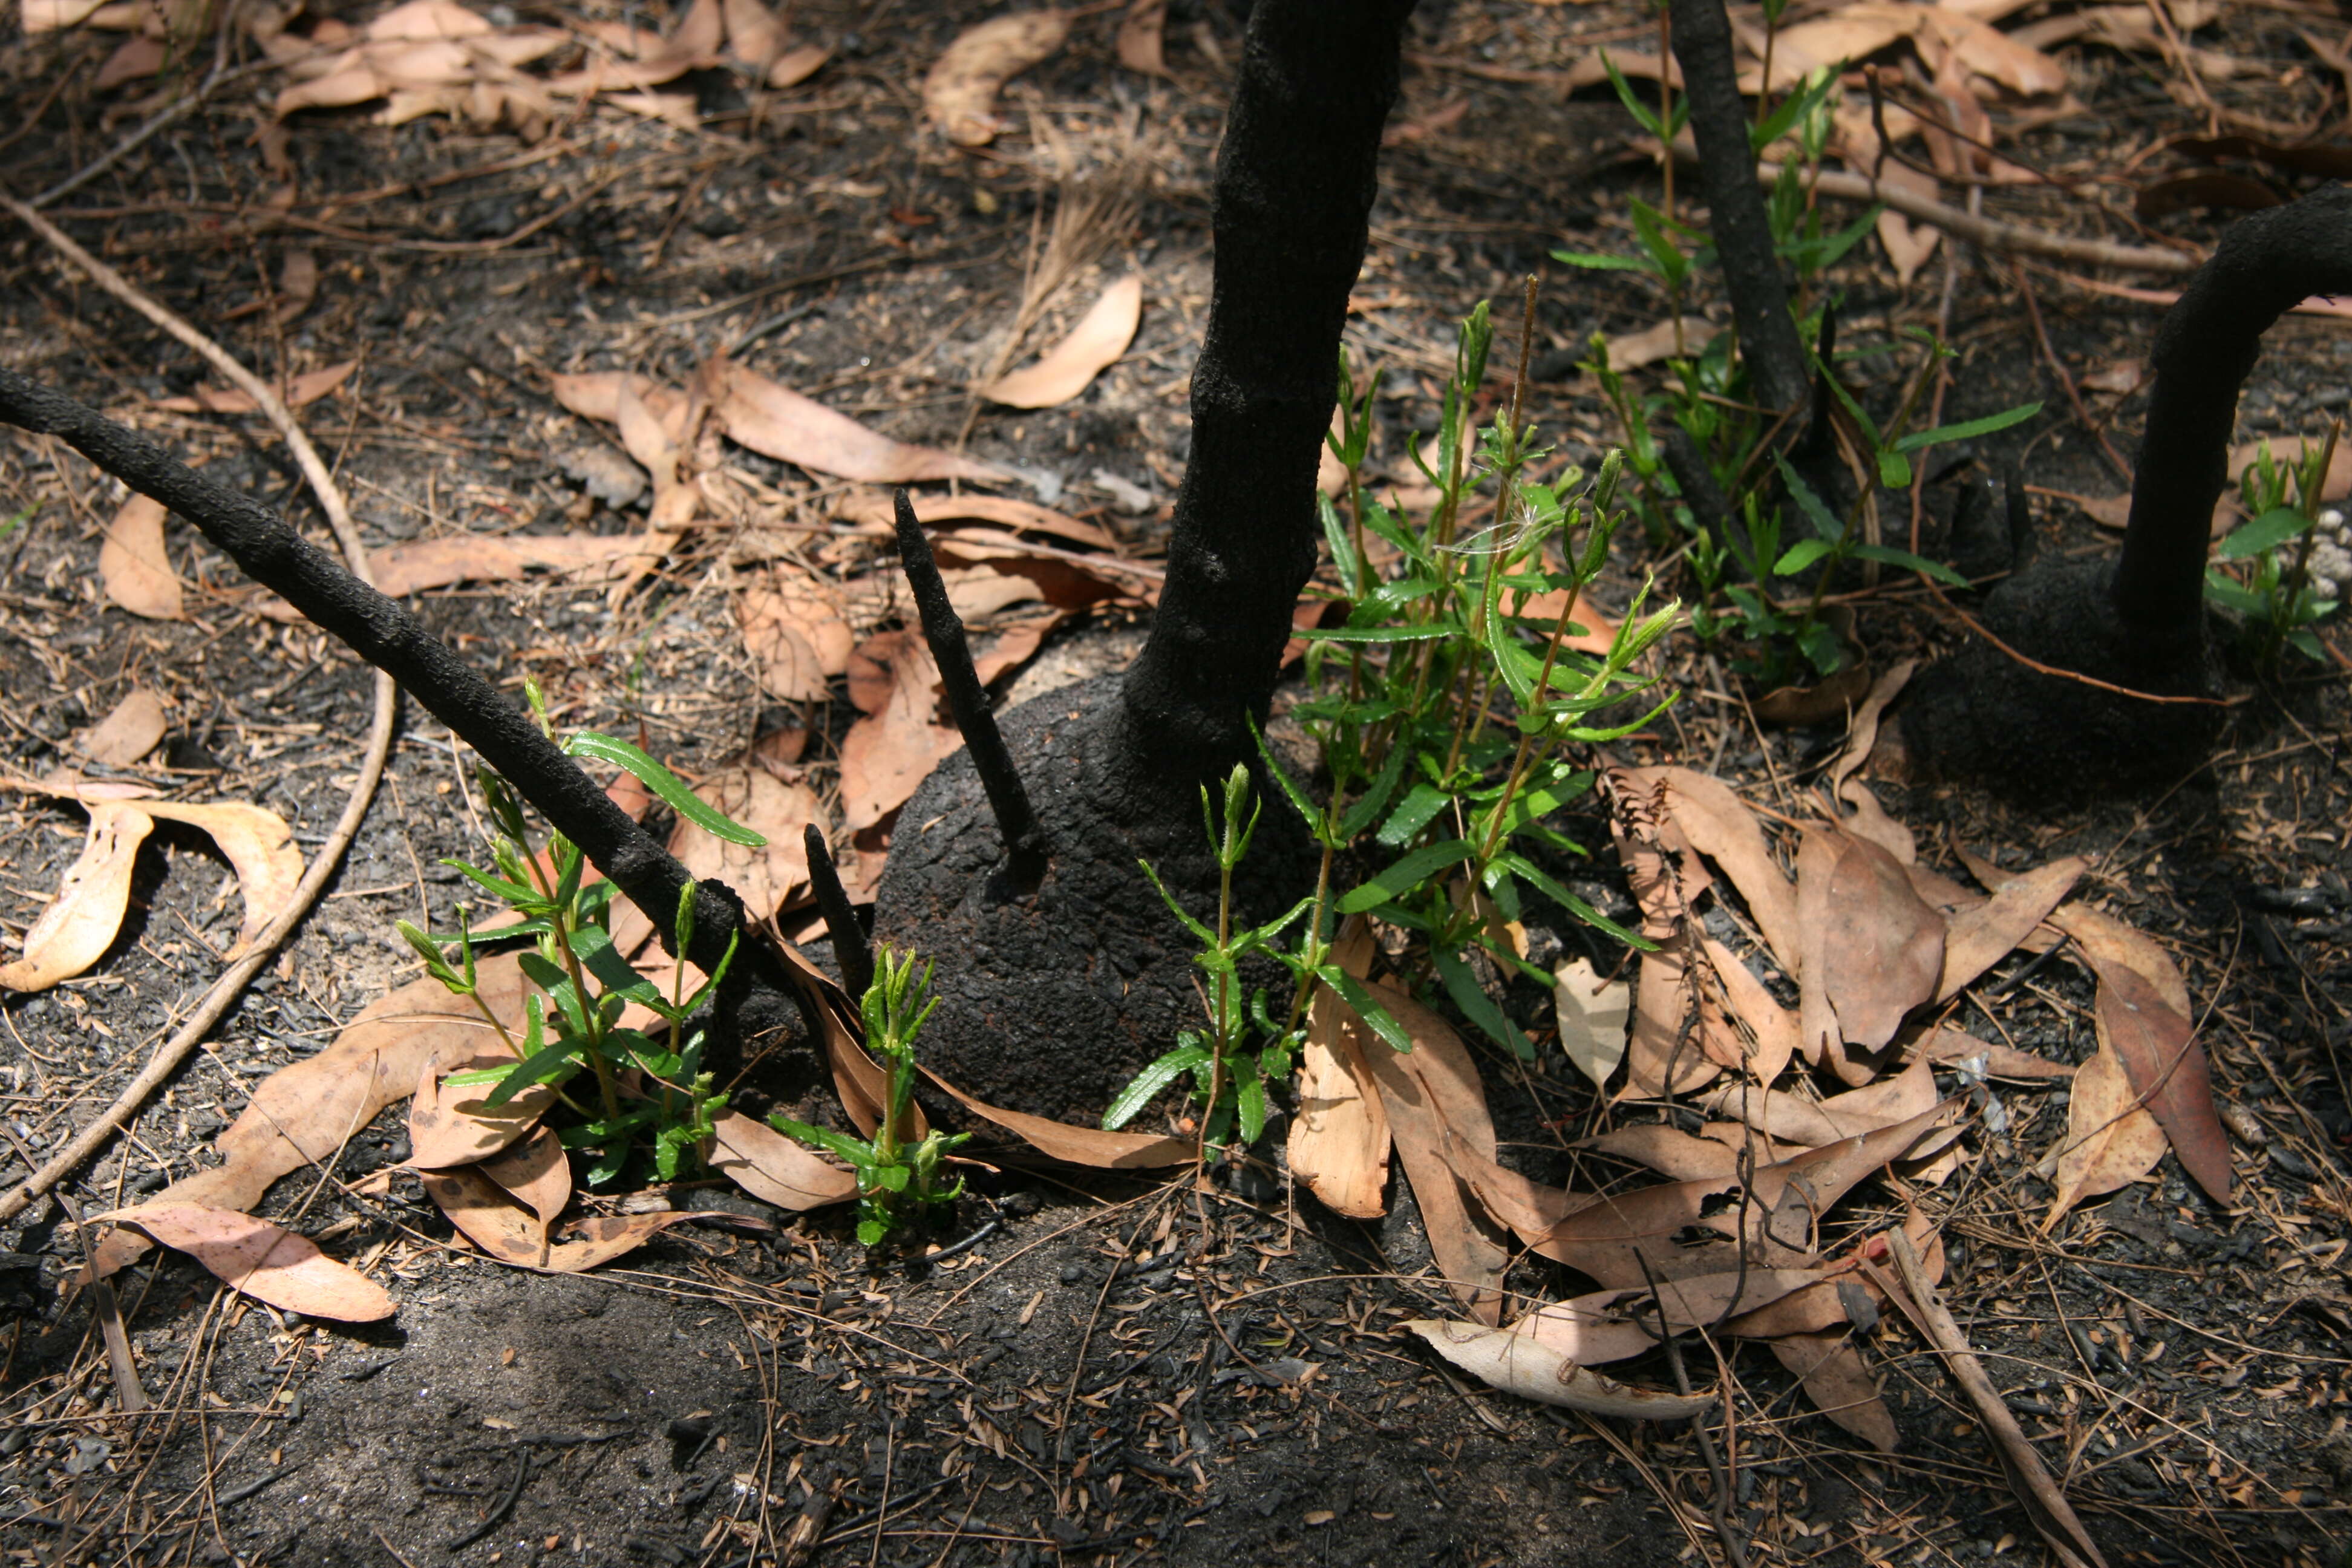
[
  {"left": 1918, "top": 1024, "right": 2074, "bottom": 1079},
  {"left": 1287, "top": 923, "right": 1389, "bottom": 1217},
  {"left": 835, "top": 488, "right": 1117, "bottom": 550},
  {"left": 720, "top": 0, "right": 787, "bottom": 68},
  {"left": 2046, "top": 899, "right": 2192, "bottom": 1017},
  {"left": 713, "top": 358, "right": 1005, "bottom": 483},
  {"left": 275, "top": 62, "right": 392, "bottom": 116},
  {"left": 365, "top": 0, "right": 493, "bottom": 40},
  {"left": 1514, "top": 1267, "right": 1826, "bottom": 1365},
  {"left": 1406, "top": 1319, "right": 1711, "bottom": 1419},
  {"left": 24, "top": 0, "right": 123, "bottom": 30},
  {"left": 0, "top": 802, "right": 151, "bottom": 993},
  {"left": 1930, "top": 11, "right": 2068, "bottom": 94},
  {"left": 151, "top": 361, "right": 359, "bottom": 415},
  {"left": 1700, "top": 1054, "right": 1939, "bottom": 1146},
  {"left": 1115, "top": 0, "right": 1167, "bottom": 74},
  {"left": 923, "top": 9, "right": 1070, "bottom": 147},
  {"left": 479, "top": 1122, "right": 570, "bottom": 1230},
  {"left": 95, "top": 34, "right": 165, "bottom": 88},
  {"left": 549, "top": 370, "right": 691, "bottom": 436},
  {"left": 1600, "top": 316, "right": 1691, "bottom": 371},
  {"left": 105, "top": 1204, "right": 394, "bottom": 1321},
  {"left": 1938, "top": 854, "right": 2085, "bottom": 1000},
  {"left": 2045, "top": 1045, "right": 2166, "bottom": 1228},
  {"left": 1876, "top": 163, "right": 1943, "bottom": 284},
  {"left": 406, "top": 1047, "right": 556, "bottom": 1170},
  {"left": 737, "top": 572, "right": 854, "bottom": 702},
  {"left": 1770, "top": 1331, "right": 1896, "bottom": 1451},
  {"left": 73, "top": 689, "right": 167, "bottom": 767},
  {"left": 1553, "top": 956, "right": 1630, "bottom": 1088},
  {"left": 131, "top": 800, "right": 301, "bottom": 958},
  {"left": 273, "top": 249, "right": 319, "bottom": 325},
  {"left": 979, "top": 275, "right": 1143, "bottom": 408},
  {"left": 763, "top": 42, "right": 828, "bottom": 86},
  {"left": 251, "top": 534, "right": 652, "bottom": 619},
  {"left": 99, "top": 495, "right": 183, "bottom": 620},
  {"left": 708, "top": 1108, "right": 858, "bottom": 1209},
  {"left": 607, "top": 91, "right": 700, "bottom": 131},
  {"left": 1744, "top": 4, "right": 1919, "bottom": 93},
  {"left": 88, "top": 956, "right": 529, "bottom": 1279},
  {"left": 1362, "top": 981, "right": 1509, "bottom": 1322},
  {"left": 1704, "top": 939, "right": 1800, "bottom": 1085},
  {"left": 839, "top": 632, "right": 963, "bottom": 830},
  {"left": 923, "top": 1071, "right": 1198, "bottom": 1168}
]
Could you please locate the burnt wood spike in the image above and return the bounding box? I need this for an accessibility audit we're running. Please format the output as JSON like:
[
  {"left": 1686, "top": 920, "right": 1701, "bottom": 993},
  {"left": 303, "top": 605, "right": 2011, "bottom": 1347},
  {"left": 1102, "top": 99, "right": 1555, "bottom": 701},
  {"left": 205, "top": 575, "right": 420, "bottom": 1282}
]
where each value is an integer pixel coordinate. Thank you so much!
[
  {"left": 890, "top": 489, "right": 1048, "bottom": 888},
  {"left": 803, "top": 823, "right": 875, "bottom": 1002}
]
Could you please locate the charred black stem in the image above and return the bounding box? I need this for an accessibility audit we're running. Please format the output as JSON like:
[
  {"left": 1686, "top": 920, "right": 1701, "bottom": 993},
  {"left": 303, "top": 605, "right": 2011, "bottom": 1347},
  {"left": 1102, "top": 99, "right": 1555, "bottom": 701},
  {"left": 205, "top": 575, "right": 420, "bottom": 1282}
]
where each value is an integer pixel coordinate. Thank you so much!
[
  {"left": 0, "top": 367, "right": 805, "bottom": 1038},
  {"left": 1119, "top": 0, "right": 1417, "bottom": 764},
  {"left": 2117, "top": 181, "right": 2352, "bottom": 647},
  {"left": 889, "top": 489, "right": 1047, "bottom": 889},
  {"left": 802, "top": 823, "right": 875, "bottom": 1002},
  {"left": 1667, "top": 0, "right": 1810, "bottom": 415}
]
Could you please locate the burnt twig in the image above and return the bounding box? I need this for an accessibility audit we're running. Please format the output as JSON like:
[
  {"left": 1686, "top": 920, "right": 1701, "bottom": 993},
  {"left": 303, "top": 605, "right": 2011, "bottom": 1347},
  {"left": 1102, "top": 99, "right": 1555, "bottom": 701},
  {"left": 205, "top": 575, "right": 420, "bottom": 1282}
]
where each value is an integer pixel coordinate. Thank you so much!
[{"left": 803, "top": 823, "right": 875, "bottom": 1001}]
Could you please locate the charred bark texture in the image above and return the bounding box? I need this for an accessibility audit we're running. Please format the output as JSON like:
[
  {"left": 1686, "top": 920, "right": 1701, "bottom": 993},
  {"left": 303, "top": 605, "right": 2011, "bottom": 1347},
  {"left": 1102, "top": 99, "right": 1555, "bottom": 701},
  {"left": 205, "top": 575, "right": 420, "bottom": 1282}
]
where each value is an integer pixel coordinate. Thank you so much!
[{"left": 1667, "top": 0, "right": 1810, "bottom": 414}]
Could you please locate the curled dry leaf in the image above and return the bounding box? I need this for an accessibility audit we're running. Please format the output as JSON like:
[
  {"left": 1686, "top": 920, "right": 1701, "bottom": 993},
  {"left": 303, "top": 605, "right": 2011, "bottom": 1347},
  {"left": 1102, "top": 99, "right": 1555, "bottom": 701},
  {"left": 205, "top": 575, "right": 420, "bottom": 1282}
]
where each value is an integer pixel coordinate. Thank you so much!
[
  {"left": 150, "top": 361, "right": 357, "bottom": 416},
  {"left": 479, "top": 1123, "right": 570, "bottom": 1233},
  {"left": 713, "top": 357, "right": 1006, "bottom": 484},
  {"left": 1287, "top": 923, "right": 1389, "bottom": 1218},
  {"left": 1636, "top": 766, "right": 1799, "bottom": 969},
  {"left": 2045, "top": 1045, "right": 2167, "bottom": 1229},
  {"left": 99, "top": 495, "right": 183, "bottom": 621},
  {"left": 133, "top": 800, "right": 303, "bottom": 957},
  {"left": 1115, "top": 0, "right": 1168, "bottom": 74},
  {"left": 1701, "top": 1054, "right": 1941, "bottom": 1148},
  {"left": 1938, "top": 853, "right": 2085, "bottom": 1000},
  {"left": 839, "top": 633, "right": 964, "bottom": 831},
  {"left": 923, "top": 10, "right": 1070, "bottom": 146},
  {"left": 1362, "top": 981, "right": 1510, "bottom": 1322},
  {"left": 709, "top": 1107, "right": 858, "bottom": 1209},
  {"left": 923, "top": 1070, "right": 1198, "bottom": 1168},
  {"left": 1514, "top": 1266, "right": 1827, "bottom": 1365},
  {"left": 105, "top": 1203, "right": 394, "bottom": 1322},
  {"left": 2091, "top": 961, "right": 2230, "bottom": 1203},
  {"left": 88, "top": 956, "right": 529, "bottom": 1279},
  {"left": 406, "top": 1048, "right": 557, "bottom": 1170},
  {"left": 550, "top": 370, "right": 692, "bottom": 437},
  {"left": 250, "top": 534, "right": 652, "bottom": 620},
  {"left": 979, "top": 274, "right": 1144, "bottom": 409},
  {"left": 1769, "top": 1331, "right": 1897, "bottom": 1452},
  {"left": 2047, "top": 897, "right": 2192, "bottom": 1017},
  {"left": 1552, "top": 956, "right": 1630, "bottom": 1089},
  {"left": 1406, "top": 1320, "right": 1711, "bottom": 1420},
  {"left": 1575, "top": 1123, "right": 1795, "bottom": 1182},
  {"left": 1919, "top": 1024, "right": 2073, "bottom": 1080},
  {"left": 74, "top": 688, "right": 168, "bottom": 766},
  {"left": 1704, "top": 938, "right": 1800, "bottom": 1085},
  {"left": 737, "top": 570, "right": 855, "bottom": 703},
  {"left": 422, "top": 1164, "right": 713, "bottom": 1272},
  {"left": 0, "top": 802, "right": 152, "bottom": 993}
]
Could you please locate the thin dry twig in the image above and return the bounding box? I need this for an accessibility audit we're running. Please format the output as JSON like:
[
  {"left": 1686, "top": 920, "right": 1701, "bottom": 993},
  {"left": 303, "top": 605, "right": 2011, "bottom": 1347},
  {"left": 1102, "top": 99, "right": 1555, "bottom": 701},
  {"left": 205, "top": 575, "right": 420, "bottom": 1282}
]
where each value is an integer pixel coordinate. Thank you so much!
[{"left": 0, "top": 196, "right": 396, "bottom": 1224}]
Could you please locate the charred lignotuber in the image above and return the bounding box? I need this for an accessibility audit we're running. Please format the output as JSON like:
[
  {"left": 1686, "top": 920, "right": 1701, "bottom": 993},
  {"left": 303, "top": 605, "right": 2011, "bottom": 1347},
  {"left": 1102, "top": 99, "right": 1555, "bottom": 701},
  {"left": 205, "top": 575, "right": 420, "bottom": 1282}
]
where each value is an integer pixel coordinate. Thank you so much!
[{"left": 1903, "top": 183, "right": 2352, "bottom": 791}]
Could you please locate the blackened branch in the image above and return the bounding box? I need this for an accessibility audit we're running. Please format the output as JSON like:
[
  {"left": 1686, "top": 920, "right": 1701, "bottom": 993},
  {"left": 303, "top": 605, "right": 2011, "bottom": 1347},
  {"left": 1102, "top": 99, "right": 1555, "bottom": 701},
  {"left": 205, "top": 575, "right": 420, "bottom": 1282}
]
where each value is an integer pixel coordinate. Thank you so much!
[
  {"left": 889, "top": 489, "right": 1047, "bottom": 889},
  {"left": 0, "top": 367, "right": 797, "bottom": 1016}
]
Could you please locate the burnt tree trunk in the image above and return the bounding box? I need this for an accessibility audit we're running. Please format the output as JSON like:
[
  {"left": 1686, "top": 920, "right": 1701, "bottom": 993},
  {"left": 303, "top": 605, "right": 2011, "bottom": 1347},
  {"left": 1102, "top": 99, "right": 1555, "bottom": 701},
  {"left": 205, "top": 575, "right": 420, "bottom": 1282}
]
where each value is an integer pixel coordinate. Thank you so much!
[{"left": 1903, "top": 184, "right": 2352, "bottom": 791}]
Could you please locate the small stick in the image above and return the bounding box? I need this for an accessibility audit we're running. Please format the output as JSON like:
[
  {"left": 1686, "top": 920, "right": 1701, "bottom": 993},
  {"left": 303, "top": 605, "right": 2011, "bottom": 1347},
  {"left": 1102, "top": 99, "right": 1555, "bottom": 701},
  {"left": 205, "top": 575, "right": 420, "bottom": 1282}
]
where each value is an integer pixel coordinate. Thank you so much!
[
  {"left": 890, "top": 489, "right": 1048, "bottom": 888},
  {"left": 803, "top": 824, "right": 875, "bottom": 1002}
]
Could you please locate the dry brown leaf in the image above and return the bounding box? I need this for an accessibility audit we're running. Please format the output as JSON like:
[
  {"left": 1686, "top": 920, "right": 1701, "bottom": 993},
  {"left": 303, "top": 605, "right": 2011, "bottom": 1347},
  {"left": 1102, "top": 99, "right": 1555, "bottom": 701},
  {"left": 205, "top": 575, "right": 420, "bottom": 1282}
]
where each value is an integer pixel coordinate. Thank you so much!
[
  {"left": 1792, "top": 828, "right": 1843, "bottom": 1070},
  {"left": 930, "top": 532, "right": 1147, "bottom": 610},
  {"left": 1918, "top": 1024, "right": 2074, "bottom": 1079},
  {"left": 422, "top": 1165, "right": 712, "bottom": 1271},
  {"left": 1875, "top": 161, "right": 1944, "bottom": 284},
  {"left": 273, "top": 249, "right": 319, "bottom": 325},
  {"left": 1743, "top": 4, "right": 1918, "bottom": 92},
  {"left": 1930, "top": 10, "right": 2068, "bottom": 94},
  {"left": 406, "top": 1047, "right": 556, "bottom": 1170},
  {"left": 836, "top": 488, "right": 1116, "bottom": 549},
  {"left": 0, "top": 802, "right": 152, "bottom": 993},
  {"left": 103, "top": 1204, "right": 394, "bottom": 1321},
  {"left": 149, "top": 361, "right": 356, "bottom": 416},
  {"left": 99, "top": 494, "right": 183, "bottom": 621},
  {"left": 129, "top": 800, "right": 302, "bottom": 958},
  {"left": 1514, "top": 1267, "right": 1826, "bottom": 1365},
  {"left": 737, "top": 572, "right": 855, "bottom": 702},
  {"left": 2046, "top": 1044, "right": 2166, "bottom": 1228},
  {"left": 250, "top": 534, "right": 650, "bottom": 619},
  {"left": 979, "top": 274, "right": 1143, "bottom": 409},
  {"left": 1575, "top": 1123, "right": 1794, "bottom": 1181},
  {"left": 839, "top": 633, "right": 964, "bottom": 831},
  {"left": 550, "top": 370, "right": 692, "bottom": 437},
  {"left": 665, "top": 767, "right": 818, "bottom": 926},
  {"left": 924, "top": 1071, "right": 1198, "bottom": 1168},
  {"left": 2047, "top": 898, "right": 2192, "bottom": 1017},
  {"left": 1751, "top": 662, "right": 1876, "bottom": 728},
  {"left": 88, "top": 957, "right": 529, "bottom": 1279},
  {"left": 1410, "top": 1319, "right": 1712, "bottom": 1418},
  {"left": 1639, "top": 767, "right": 1800, "bottom": 969},
  {"left": 1820, "top": 828, "right": 1945, "bottom": 1063},
  {"left": 708, "top": 1107, "right": 858, "bottom": 1209},
  {"left": 1553, "top": 956, "right": 1630, "bottom": 1089},
  {"left": 713, "top": 357, "right": 1005, "bottom": 484},
  {"left": 92, "top": 34, "right": 160, "bottom": 87},
  {"left": 1287, "top": 923, "right": 1389, "bottom": 1218},
  {"left": 1362, "top": 981, "right": 1509, "bottom": 1322},
  {"left": 1938, "top": 854, "right": 2085, "bottom": 1000},
  {"left": 1701, "top": 1054, "right": 1941, "bottom": 1146},
  {"left": 73, "top": 689, "right": 167, "bottom": 768},
  {"left": 479, "top": 1123, "right": 570, "bottom": 1233},
  {"left": 1769, "top": 1331, "right": 1897, "bottom": 1451},
  {"left": 2090, "top": 960, "right": 2230, "bottom": 1203},
  {"left": 1704, "top": 938, "right": 1800, "bottom": 1085},
  {"left": 1115, "top": 0, "right": 1168, "bottom": 74},
  {"left": 1599, "top": 316, "right": 1693, "bottom": 371},
  {"left": 924, "top": 10, "right": 1069, "bottom": 146}
]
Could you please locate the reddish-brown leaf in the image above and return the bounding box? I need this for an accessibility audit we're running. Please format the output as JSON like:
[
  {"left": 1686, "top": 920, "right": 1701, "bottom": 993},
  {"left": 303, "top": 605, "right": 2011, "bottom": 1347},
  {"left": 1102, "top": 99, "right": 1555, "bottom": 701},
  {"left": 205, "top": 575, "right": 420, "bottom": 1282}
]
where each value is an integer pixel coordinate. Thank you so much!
[
  {"left": 2091, "top": 961, "right": 2230, "bottom": 1204},
  {"left": 1770, "top": 1331, "right": 1896, "bottom": 1451},
  {"left": 1362, "top": 981, "right": 1510, "bottom": 1322}
]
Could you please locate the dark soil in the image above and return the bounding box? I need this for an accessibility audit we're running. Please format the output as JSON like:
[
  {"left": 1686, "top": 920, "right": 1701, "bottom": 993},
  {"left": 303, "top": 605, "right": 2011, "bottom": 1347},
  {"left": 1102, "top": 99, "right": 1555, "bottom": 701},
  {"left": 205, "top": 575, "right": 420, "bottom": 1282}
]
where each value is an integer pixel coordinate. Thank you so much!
[{"left": 4, "top": 1, "right": 2351, "bottom": 1566}]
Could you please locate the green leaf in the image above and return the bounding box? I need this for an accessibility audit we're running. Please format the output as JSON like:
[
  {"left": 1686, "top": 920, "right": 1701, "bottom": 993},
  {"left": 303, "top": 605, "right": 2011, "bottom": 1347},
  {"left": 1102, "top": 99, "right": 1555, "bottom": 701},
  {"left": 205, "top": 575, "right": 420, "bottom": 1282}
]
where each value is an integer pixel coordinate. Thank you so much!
[
  {"left": 1549, "top": 249, "right": 1653, "bottom": 274},
  {"left": 768, "top": 1117, "right": 878, "bottom": 1170},
  {"left": 1895, "top": 402, "right": 2042, "bottom": 452},
  {"left": 2218, "top": 506, "right": 2313, "bottom": 560},
  {"left": 1317, "top": 491, "right": 1359, "bottom": 592},
  {"left": 1338, "top": 839, "right": 1475, "bottom": 915},
  {"left": 1136, "top": 857, "right": 1217, "bottom": 948},
  {"left": 2201, "top": 570, "right": 2267, "bottom": 615},
  {"left": 568, "top": 922, "right": 662, "bottom": 1008},
  {"left": 1496, "top": 852, "right": 1650, "bottom": 949},
  {"left": 1249, "top": 716, "right": 1320, "bottom": 834},
  {"left": 1776, "top": 457, "right": 1843, "bottom": 541},
  {"left": 1337, "top": 742, "right": 1408, "bottom": 842},
  {"left": 486, "top": 1001, "right": 577, "bottom": 1106},
  {"left": 1877, "top": 448, "right": 1912, "bottom": 490},
  {"left": 856, "top": 1218, "right": 889, "bottom": 1247},
  {"left": 1375, "top": 782, "right": 1451, "bottom": 847},
  {"left": 1851, "top": 543, "right": 1968, "bottom": 585},
  {"left": 516, "top": 951, "right": 590, "bottom": 1036},
  {"left": 439, "top": 858, "right": 540, "bottom": 908},
  {"left": 1234, "top": 1066, "right": 1268, "bottom": 1146},
  {"left": 1774, "top": 538, "right": 1836, "bottom": 577},
  {"left": 1298, "top": 623, "right": 1459, "bottom": 644},
  {"left": 1102, "top": 1040, "right": 1215, "bottom": 1131},
  {"left": 1316, "top": 967, "right": 1410, "bottom": 1053},
  {"left": 563, "top": 731, "right": 765, "bottom": 846},
  {"left": 1431, "top": 948, "right": 1534, "bottom": 1061}
]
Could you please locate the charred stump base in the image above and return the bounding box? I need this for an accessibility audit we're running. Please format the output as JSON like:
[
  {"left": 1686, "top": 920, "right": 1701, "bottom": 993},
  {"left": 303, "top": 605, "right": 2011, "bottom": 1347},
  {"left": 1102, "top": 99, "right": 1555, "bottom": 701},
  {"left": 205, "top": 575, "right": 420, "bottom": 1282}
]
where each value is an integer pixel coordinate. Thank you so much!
[
  {"left": 1899, "top": 559, "right": 2223, "bottom": 794},
  {"left": 870, "top": 675, "right": 1315, "bottom": 1127}
]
